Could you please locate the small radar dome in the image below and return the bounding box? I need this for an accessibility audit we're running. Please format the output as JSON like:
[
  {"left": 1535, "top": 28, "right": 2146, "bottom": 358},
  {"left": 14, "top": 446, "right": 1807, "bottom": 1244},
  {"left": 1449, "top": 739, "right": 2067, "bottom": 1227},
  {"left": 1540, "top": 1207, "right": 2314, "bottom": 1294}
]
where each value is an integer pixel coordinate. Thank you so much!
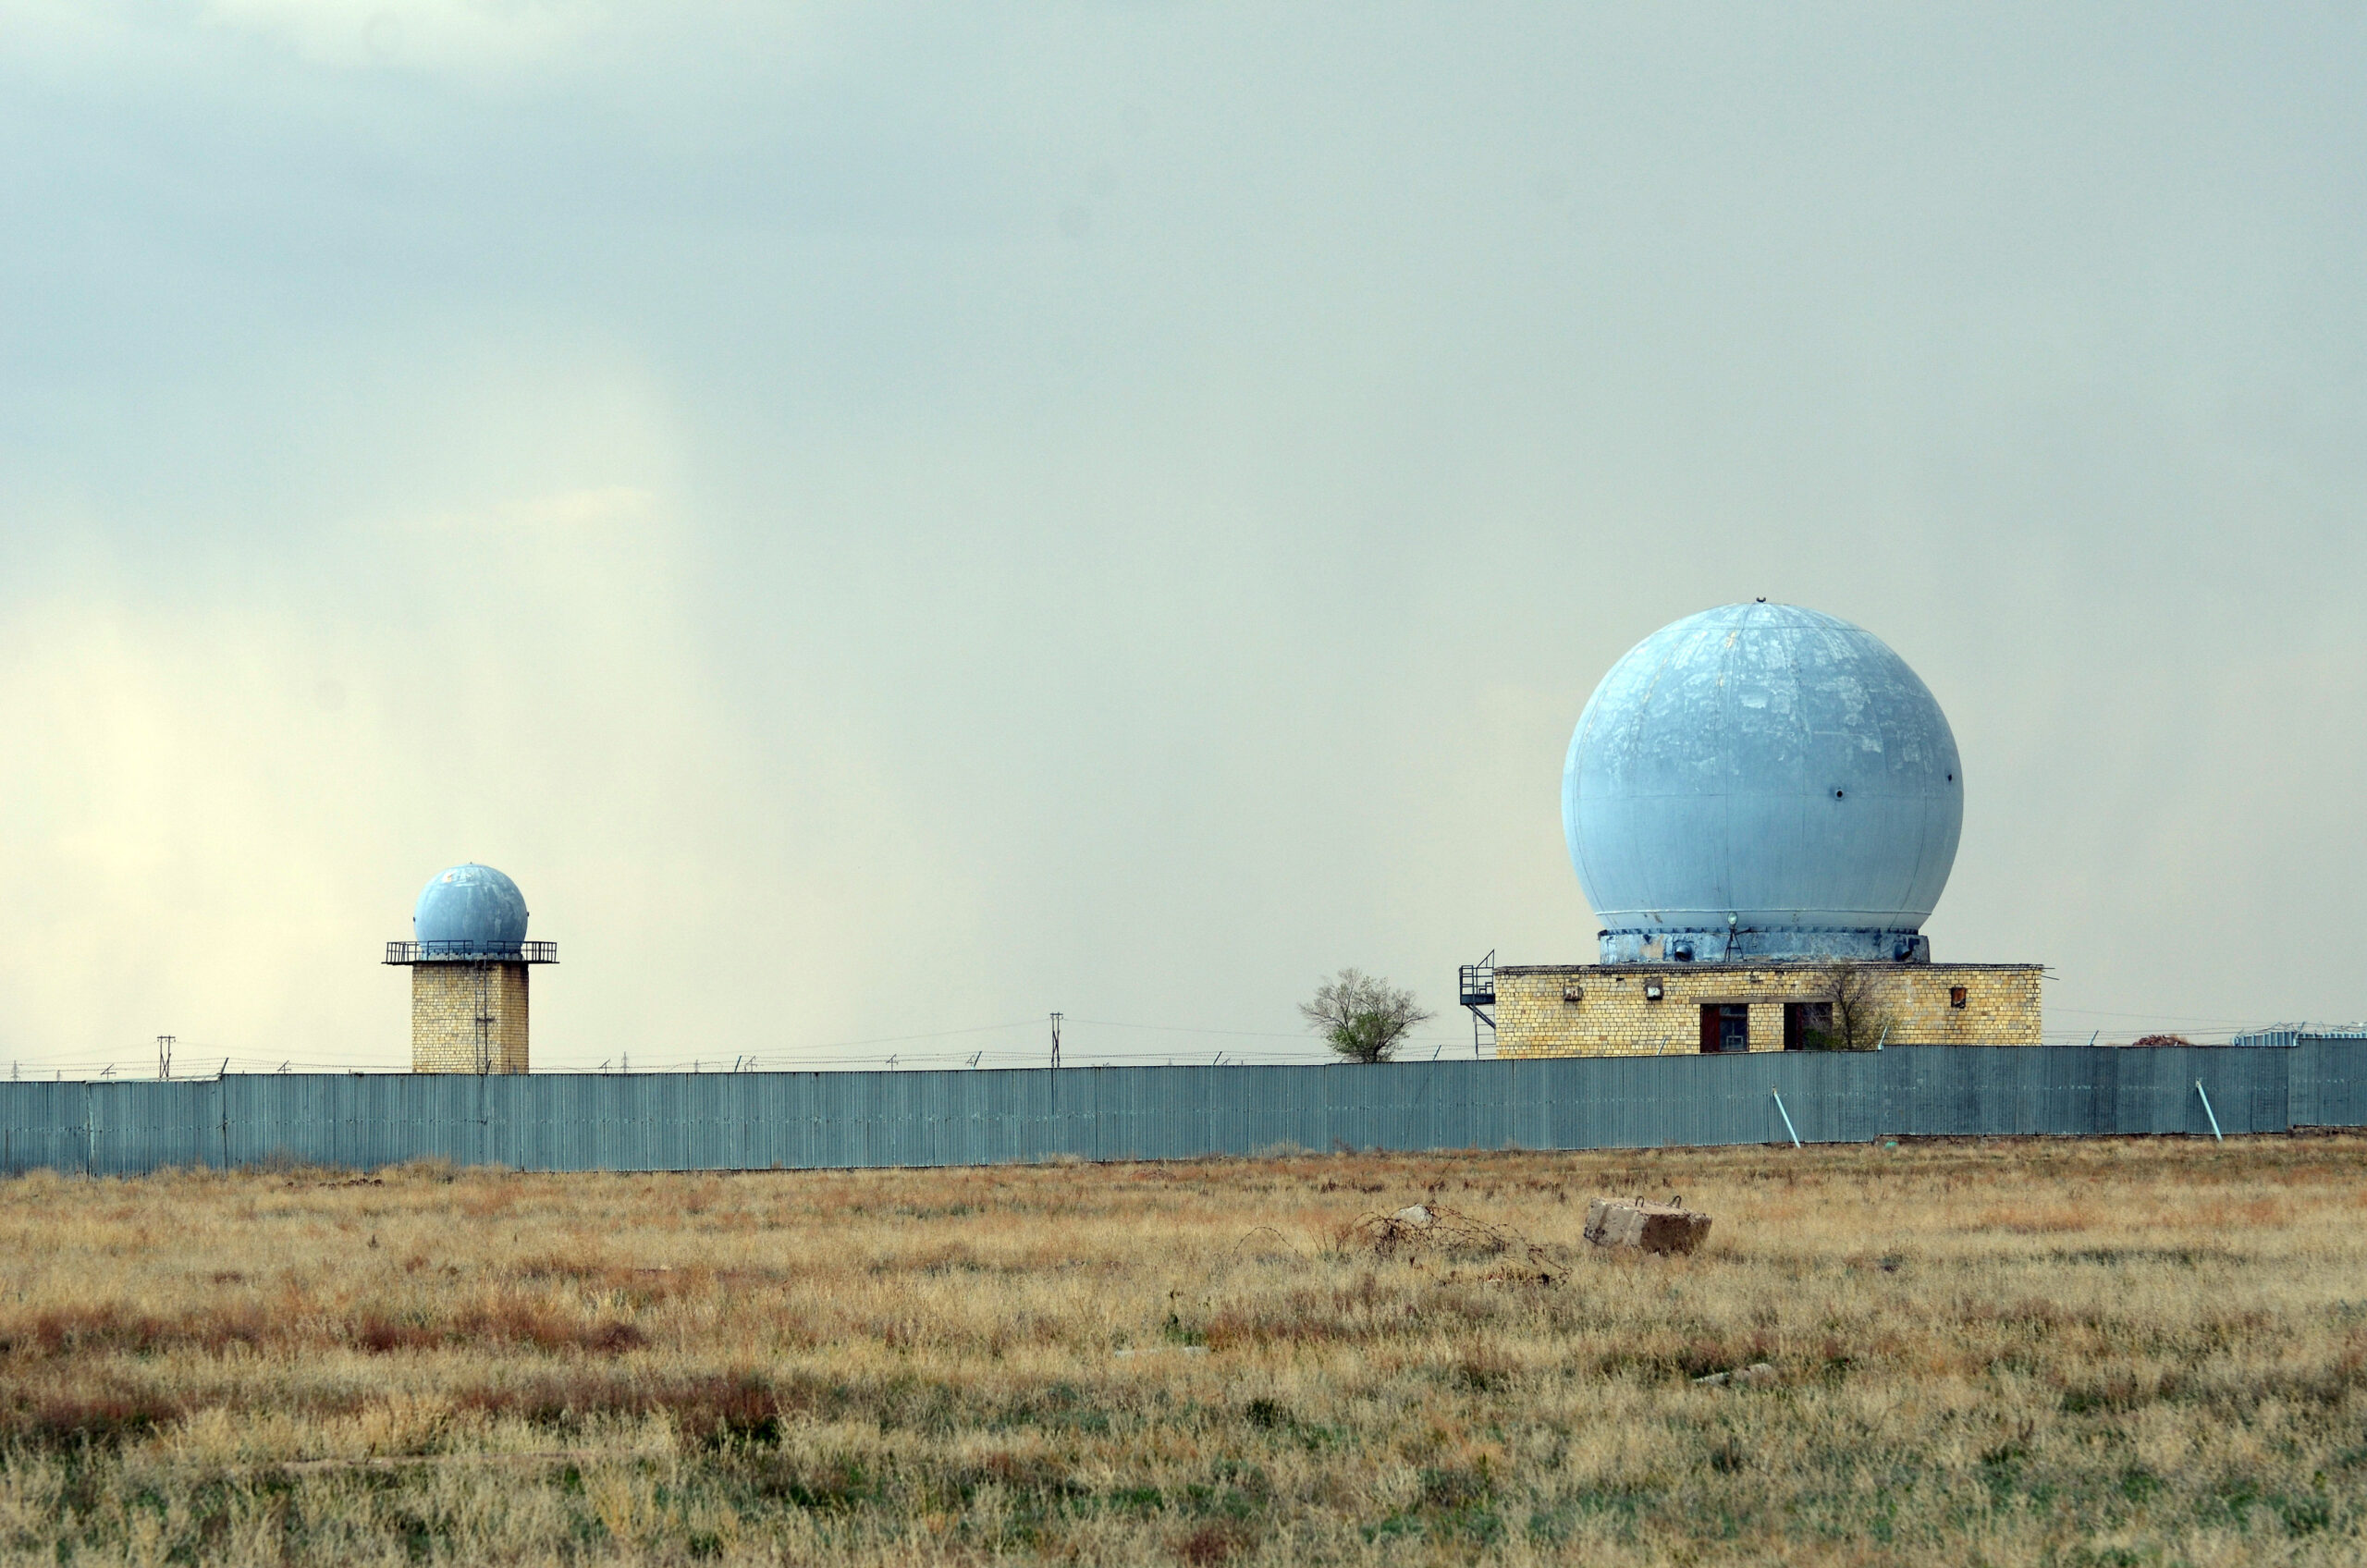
[
  {"left": 412, "top": 863, "right": 530, "bottom": 955},
  {"left": 1564, "top": 603, "right": 1961, "bottom": 962}
]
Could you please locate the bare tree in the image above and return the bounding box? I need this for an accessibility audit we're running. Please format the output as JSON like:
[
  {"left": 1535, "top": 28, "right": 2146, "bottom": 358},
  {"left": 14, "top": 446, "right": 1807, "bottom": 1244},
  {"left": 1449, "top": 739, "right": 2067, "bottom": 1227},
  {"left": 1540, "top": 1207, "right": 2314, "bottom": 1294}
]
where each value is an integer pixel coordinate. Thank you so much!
[
  {"left": 1823, "top": 963, "right": 1896, "bottom": 1051},
  {"left": 1300, "top": 969, "right": 1434, "bottom": 1063}
]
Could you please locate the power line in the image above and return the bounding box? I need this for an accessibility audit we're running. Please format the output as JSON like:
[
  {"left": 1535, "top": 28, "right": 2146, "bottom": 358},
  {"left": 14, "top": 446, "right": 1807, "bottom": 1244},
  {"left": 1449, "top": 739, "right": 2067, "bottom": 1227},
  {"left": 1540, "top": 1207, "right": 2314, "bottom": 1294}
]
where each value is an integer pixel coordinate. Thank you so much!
[
  {"left": 1073, "top": 1017, "right": 1322, "bottom": 1041},
  {"left": 2043, "top": 1006, "right": 2266, "bottom": 1025}
]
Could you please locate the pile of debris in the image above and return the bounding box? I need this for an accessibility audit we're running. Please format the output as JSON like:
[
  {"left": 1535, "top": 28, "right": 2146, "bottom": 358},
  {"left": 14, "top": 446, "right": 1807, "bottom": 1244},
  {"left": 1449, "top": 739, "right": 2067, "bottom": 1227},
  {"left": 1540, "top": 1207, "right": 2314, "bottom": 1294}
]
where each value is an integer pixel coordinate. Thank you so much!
[
  {"left": 1694, "top": 1362, "right": 1775, "bottom": 1388},
  {"left": 1335, "top": 1204, "right": 1563, "bottom": 1280},
  {"left": 1583, "top": 1197, "right": 1711, "bottom": 1256}
]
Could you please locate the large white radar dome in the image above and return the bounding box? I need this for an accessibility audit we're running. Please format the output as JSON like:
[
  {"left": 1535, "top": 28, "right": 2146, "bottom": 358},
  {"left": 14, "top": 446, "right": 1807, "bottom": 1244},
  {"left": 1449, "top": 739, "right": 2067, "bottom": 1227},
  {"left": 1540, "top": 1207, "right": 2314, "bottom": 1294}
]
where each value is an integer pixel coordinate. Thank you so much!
[{"left": 1564, "top": 602, "right": 1961, "bottom": 963}]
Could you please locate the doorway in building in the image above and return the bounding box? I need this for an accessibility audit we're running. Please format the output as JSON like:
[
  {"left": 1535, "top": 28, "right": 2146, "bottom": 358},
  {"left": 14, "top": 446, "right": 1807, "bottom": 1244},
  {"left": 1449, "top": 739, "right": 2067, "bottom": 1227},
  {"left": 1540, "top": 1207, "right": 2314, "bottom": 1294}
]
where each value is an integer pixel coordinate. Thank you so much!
[
  {"left": 1699, "top": 1004, "right": 1749, "bottom": 1053},
  {"left": 1784, "top": 1001, "right": 1834, "bottom": 1050}
]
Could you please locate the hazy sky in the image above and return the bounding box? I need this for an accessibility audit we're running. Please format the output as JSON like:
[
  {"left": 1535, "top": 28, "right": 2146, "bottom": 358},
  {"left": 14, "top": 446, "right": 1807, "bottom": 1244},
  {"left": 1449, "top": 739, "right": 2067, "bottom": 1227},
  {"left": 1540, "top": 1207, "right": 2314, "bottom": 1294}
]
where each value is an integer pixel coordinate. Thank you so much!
[{"left": 2, "top": 3, "right": 2361, "bottom": 1073}]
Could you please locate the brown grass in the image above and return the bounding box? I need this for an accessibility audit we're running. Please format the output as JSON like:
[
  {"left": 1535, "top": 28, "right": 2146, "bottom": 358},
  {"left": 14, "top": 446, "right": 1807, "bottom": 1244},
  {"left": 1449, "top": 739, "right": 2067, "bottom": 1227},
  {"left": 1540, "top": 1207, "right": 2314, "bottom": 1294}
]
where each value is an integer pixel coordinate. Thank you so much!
[{"left": 0, "top": 1135, "right": 2364, "bottom": 1563}]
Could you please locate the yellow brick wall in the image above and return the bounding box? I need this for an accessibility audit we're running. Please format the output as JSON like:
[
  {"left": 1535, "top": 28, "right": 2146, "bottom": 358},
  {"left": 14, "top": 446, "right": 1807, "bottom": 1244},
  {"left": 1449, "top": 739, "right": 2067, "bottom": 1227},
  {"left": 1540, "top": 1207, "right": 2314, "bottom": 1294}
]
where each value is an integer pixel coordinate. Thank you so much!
[
  {"left": 411, "top": 962, "right": 530, "bottom": 1073},
  {"left": 1493, "top": 962, "right": 2042, "bottom": 1058}
]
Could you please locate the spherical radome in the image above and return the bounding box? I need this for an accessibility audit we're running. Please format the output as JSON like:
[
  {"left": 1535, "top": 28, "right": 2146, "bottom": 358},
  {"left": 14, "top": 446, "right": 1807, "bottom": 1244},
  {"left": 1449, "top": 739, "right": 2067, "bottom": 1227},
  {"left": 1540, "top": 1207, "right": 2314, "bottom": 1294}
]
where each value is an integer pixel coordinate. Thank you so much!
[
  {"left": 1563, "top": 603, "right": 1961, "bottom": 961},
  {"left": 412, "top": 864, "right": 530, "bottom": 953}
]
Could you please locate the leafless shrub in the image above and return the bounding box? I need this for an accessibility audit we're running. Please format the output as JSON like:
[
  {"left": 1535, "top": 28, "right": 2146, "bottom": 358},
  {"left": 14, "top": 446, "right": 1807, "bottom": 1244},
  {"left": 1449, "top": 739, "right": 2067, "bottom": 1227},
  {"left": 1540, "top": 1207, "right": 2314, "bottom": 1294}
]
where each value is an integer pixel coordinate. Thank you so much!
[
  {"left": 1332, "top": 1203, "right": 1564, "bottom": 1281},
  {"left": 1823, "top": 962, "right": 1898, "bottom": 1049}
]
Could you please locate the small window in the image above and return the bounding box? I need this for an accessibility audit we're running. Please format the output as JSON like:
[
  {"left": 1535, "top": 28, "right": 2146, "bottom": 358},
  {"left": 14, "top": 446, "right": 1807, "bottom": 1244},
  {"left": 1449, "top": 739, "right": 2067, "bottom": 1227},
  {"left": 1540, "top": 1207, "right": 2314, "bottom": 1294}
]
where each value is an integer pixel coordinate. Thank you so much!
[
  {"left": 1949, "top": 986, "right": 1968, "bottom": 1009},
  {"left": 1561, "top": 984, "right": 1584, "bottom": 1005},
  {"left": 1644, "top": 981, "right": 1664, "bottom": 1001},
  {"left": 1700, "top": 1003, "right": 1749, "bottom": 1053}
]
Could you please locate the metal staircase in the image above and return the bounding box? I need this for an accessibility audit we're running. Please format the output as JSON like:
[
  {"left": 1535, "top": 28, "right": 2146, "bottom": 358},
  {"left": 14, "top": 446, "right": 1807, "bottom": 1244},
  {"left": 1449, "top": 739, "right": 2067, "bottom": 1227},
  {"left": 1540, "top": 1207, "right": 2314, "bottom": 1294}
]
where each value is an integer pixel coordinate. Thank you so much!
[{"left": 1458, "top": 951, "right": 1496, "bottom": 1057}]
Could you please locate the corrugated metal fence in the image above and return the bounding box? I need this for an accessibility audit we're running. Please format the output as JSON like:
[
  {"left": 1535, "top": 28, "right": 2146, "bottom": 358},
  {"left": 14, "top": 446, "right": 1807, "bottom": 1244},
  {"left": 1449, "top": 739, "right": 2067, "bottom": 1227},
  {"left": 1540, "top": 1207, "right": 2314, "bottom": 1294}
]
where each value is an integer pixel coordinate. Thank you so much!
[{"left": 4, "top": 1039, "right": 2363, "bottom": 1178}]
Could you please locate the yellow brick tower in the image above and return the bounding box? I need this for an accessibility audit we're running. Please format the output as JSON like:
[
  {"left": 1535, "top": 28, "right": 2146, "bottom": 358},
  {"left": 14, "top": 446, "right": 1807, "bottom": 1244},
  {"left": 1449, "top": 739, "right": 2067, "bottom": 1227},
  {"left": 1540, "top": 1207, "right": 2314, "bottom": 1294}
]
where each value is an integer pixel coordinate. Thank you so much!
[{"left": 386, "top": 863, "right": 556, "bottom": 1073}]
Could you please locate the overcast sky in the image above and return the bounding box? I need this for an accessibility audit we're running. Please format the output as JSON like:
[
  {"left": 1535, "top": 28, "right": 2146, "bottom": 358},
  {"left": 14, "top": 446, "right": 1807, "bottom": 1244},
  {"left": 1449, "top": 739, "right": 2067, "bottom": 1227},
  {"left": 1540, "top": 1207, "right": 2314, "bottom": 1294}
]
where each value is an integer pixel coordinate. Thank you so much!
[{"left": 1, "top": 3, "right": 2361, "bottom": 1073}]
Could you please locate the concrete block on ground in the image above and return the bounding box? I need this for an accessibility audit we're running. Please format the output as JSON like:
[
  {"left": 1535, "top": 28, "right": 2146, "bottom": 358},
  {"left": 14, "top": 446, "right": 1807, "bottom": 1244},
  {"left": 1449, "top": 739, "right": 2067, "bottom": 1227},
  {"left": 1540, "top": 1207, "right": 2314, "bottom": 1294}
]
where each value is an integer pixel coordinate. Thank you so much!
[{"left": 1584, "top": 1197, "right": 1711, "bottom": 1255}]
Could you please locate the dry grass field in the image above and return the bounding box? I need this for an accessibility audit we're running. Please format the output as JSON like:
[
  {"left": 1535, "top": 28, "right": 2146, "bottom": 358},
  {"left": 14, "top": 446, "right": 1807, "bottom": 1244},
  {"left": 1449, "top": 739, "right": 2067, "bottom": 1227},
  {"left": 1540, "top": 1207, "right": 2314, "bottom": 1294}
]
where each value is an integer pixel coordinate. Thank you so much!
[{"left": 3, "top": 1135, "right": 2366, "bottom": 1566}]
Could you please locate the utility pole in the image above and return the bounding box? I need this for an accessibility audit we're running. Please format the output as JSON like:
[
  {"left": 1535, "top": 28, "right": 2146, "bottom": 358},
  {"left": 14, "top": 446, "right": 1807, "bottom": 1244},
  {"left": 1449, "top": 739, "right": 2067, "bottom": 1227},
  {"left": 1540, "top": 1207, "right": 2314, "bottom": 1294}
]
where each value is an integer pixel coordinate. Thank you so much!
[
  {"left": 157, "top": 1035, "right": 174, "bottom": 1080},
  {"left": 1049, "top": 1012, "right": 1062, "bottom": 1069}
]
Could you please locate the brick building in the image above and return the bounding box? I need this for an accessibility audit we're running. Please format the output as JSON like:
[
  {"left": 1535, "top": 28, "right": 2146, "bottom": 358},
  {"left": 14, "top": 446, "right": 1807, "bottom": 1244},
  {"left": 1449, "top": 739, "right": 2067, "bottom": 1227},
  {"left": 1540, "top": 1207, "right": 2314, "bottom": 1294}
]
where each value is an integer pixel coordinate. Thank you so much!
[{"left": 1489, "top": 961, "right": 2042, "bottom": 1058}]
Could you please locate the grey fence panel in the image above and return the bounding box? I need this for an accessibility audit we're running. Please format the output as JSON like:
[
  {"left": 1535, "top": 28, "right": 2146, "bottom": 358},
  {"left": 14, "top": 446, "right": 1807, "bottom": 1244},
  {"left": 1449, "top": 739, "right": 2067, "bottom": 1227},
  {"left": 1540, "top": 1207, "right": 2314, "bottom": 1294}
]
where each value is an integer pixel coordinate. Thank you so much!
[
  {"left": 1318, "top": 1063, "right": 1381, "bottom": 1155},
  {"left": 1898, "top": 1048, "right": 1973, "bottom": 1135},
  {"left": 738, "top": 1074, "right": 787, "bottom": 1170},
  {"left": 7, "top": 1042, "right": 2367, "bottom": 1178},
  {"left": 2292, "top": 1039, "right": 2325, "bottom": 1128},
  {"left": 2231, "top": 1047, "right": 2289, "bottom": 1133},
  {"left": 2139, "top": 1049, "right": 2191, "bottom": 1134},
  {"left": 923, "top": 1072, "right": 966, "bottom": 1164},
  {"left": 1189, "top": 1066, "right": 1239, "bottom": 1158},
  {"left": 2097, "top": 1048, "right": 2138, "bottom": 1134},
  {"left": 2196, "top": 1047, "right": 2276, "bottom": 1134},
  {"left": 2039, "top": 1047, "right": 2102, "bottom": 1134},
  {"left": 0, "top": 1083, "right": 90, "bottom": 1174},
  {"left": 799, "top": 1074, "right": 851, "bottom": 1168},
  {"left": 223, "top": 1077, "right": 309, "bottom": 1170},
  {"left": 1537, "top": 1058, "right": 1600, "bottom": 1148},
  {"left": 847, "top": 1072, "right": 892, "bottom": 1165},
  {"left": 86, "top": 1081, "right": 213, "bottom": 1174},
  {"left": 1333, "top": 1063, "right": 1387, "bottom": 1153},
  {"left": 2102, "top": 1048, "right": 2176, "bottom": 1135},
  {"left": 932, "top": 1072, "right": 978, "bottom": 1167},
  {"left": 1702, "top": 1055, "right": 1800, "bottom": 1146},
  {"left": 2039, "top": 1047, "right": 2112, "bottom": 1136},
  {"left": 355, "top": 1075, "right": 454, "bottom": 1171},
  {"left": 2325, "top": 1035, "right": 2365, "bottom": 1128},
  {"left": 1784, "top": 1052, "right": 1858, "bottom": 1143},
  {"left": 508, "top": 1075, "right": 567, "bottom": 1171},
  {"left": 843, "top": 1071, "right": 894, "bottom": 1167},
  {"left": 2293, "top": 1035, "right": 2367, "bottom": 1129},
  {"left": 1256, "top": 1064, "right": 1326, "bottom": 1154},
  {"left": 1138, "top": 1067, "right": 1194, "bottom": 1159},
  {"left": 1555, "top": 1056, "right": 1651, "bottom": 1149},
  {"left": 3, "top": 1083, "right": 86, "bottom": 1173},
  {"left": 1124, "top": 1067, "right": 1185, "bottom": 1161},
  {"left": 2172, "top": 1049, "right": 2220, "bottom": 1134}
]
